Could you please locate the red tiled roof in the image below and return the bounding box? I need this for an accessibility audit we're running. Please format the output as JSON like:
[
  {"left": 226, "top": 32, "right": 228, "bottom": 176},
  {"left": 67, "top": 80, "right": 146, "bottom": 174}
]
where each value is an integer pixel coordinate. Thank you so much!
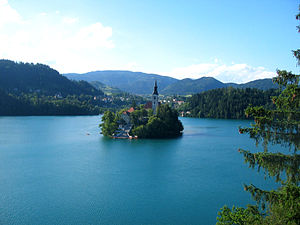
[{"left": 127, "top": 107, "right": 135, "bottom": 113}]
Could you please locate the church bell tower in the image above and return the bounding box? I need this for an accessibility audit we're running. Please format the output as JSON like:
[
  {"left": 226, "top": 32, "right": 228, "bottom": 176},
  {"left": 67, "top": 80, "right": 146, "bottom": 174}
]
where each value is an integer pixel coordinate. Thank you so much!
[{"left": 152, "top": 81, "right": 159, "bottom": 113}]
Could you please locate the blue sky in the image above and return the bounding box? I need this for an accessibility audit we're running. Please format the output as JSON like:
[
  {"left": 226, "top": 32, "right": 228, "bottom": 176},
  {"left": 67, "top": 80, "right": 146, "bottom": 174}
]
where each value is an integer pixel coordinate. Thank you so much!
[{"left": 0, "top": 0, "right": 299, "bottom": 83}]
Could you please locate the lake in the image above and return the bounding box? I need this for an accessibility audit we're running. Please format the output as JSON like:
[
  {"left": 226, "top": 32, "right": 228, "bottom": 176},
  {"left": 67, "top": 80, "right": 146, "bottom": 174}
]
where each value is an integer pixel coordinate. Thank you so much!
[{"left": 0, "top": 116, "right": 278, "bottom": 225}]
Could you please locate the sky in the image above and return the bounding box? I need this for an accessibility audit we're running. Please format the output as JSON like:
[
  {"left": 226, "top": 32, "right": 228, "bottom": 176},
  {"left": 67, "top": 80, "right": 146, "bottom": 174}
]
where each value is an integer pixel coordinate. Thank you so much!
[{"left": 0, "top": 0, "right": 299, "bottom": 83}]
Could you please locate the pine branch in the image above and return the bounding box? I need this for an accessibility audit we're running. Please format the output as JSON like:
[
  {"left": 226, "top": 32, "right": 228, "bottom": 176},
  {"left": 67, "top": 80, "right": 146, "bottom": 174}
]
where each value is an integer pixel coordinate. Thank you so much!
[{"left": 239, "top": 149, "right": 300, "bottom": 184}]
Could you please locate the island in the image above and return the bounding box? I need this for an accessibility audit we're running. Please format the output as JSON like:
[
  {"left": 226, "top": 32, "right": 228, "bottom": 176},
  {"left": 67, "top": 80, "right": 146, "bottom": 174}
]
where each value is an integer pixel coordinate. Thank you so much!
[{"left": 100, "top": 82, "right": 184, "bottom": 139}]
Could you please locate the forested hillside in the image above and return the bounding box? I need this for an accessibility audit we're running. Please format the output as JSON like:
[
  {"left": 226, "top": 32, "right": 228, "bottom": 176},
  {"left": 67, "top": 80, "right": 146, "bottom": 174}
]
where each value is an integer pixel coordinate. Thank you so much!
[
  {"left": 163, "top": 78, "right": 278, "bottom": 95},
  {"left": 0, "top": 60, "right": 143, "bottom": 116},
  {"left": 0, "top": 60, "right": 103, "bottom": 96},
  {"left": 0, "top": 90, "right": 140, "bottom": 116},
  {"left": 0, "top": 90, "right": 98, "bottom": 116},
  {"left": 90, "top": 81, "right": 124, "bottom": 95},
  {"left": 182, "top": 88, "right": 278, "bottom": 119},
  {"left": 161, "top": 77, "right": 226, "bottom": 95}
]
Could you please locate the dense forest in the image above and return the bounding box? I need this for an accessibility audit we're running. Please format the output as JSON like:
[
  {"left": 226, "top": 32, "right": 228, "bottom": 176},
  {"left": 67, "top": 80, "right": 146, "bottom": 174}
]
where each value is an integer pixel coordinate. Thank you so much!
[
  {"left": 0, "top": 90, "right": 134, "bottom": 116},
  {"left": 182, "top": 87, "right": 278, "bottom": 119}
]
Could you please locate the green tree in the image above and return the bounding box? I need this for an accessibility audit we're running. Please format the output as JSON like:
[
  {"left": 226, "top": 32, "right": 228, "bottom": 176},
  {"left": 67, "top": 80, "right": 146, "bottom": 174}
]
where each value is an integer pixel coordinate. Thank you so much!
[
  {"left": 156, "top": 104, "right": 184, "bottom": 137},
  {"left": 131, "top": 99, "right": 137, "bottom": 108},
  {"left": 217, "top": 8, "right": 300, "bottom": 225},
  {"left": 130, "top": 104, "right": 183, "bottom": 138},
  {"left": 100, "top": 111, "right": 118, "bottom": 137}
]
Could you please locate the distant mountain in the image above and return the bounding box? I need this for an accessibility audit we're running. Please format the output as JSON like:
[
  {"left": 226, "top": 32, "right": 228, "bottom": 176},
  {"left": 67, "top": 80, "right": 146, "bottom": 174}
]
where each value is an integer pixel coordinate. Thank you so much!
[
  {"left": 0, "top": 60, "right": 103, "bottom": 96},
  {"left": 65, "top": 71, "right": 177, "bottom": 94},
  {"left": 237, "top": 78, "right": 279, "bottom": 90},
  {"left": 163, "top": 77, "right": 279, "bottom": 95},
  {"left": 161, "top": 77, "right": 226, "bottom": 95},
  {"left": 90, "top": 81, "right": 124, "bottom": 95},
  {"left": 64, "top": 70, "right": 279, "bottom": 95}
]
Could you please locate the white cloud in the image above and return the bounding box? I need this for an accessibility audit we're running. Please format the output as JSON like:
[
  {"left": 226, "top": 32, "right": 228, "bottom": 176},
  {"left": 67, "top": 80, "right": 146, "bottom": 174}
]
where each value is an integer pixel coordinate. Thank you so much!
[
  {"left": 62, "top": 17, "right": 79, "bottom": 24},
  {"left": 72, "top": 22, "right": 114, "bottom": 49},
  {"left": 167, "top": 63, "right": 218, "bottom": 79},
  {"left": 0, "top": 1, "right": 114, "bottom": 73},
  {"left": 166, "top": 63, "right": 276, "bottom": 83},
  {"left": 0, "top": 0, "right": 22, "bottom": 27}
]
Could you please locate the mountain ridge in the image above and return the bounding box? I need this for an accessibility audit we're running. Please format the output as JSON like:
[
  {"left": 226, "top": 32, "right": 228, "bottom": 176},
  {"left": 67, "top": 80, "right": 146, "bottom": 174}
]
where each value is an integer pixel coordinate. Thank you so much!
[
  {"left": 65, "top": 71, "right": 278, "bottom": 95},
  {"left": 65, "top": 70, "right": 177, "bottom": 94}
]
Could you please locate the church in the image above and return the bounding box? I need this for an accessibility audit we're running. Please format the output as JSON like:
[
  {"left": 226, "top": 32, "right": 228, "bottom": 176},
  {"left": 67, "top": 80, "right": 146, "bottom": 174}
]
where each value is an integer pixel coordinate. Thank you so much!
[{"left": 144, "top": 81, "right": 160, "bottom": 113}]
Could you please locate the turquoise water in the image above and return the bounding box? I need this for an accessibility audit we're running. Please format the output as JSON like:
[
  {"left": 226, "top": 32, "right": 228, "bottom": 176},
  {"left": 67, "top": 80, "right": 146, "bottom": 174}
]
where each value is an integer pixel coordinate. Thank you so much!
[{"left": 0, "top": 116, "right": 278, "bottom": 225}]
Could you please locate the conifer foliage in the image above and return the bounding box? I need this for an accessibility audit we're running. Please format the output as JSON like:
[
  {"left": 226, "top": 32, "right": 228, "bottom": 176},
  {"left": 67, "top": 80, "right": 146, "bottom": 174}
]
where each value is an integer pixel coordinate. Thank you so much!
[
  {"left": 185, "top": 87, "right": 278, "bottom": 119},
  {"left": 217, "top": 7, "right": 300, "bottom": 225}
]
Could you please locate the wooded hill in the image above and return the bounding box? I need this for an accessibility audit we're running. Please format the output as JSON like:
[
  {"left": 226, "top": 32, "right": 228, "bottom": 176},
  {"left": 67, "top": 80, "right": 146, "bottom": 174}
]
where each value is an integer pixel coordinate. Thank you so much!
[
  {"left": 89, "top": 81, "right": 124, "bottom": 95},
  {"left": 0, "top": 89, "right": 102, "bottom": 116},
  {"left": 0, "top": 60, "right": 140, "bottom": 116},
  {"left": 0, "top": 60, "right": 103, "bottom": 96},
  {"left": 181, "top": 87, "right": 279, "bottom": 119}
]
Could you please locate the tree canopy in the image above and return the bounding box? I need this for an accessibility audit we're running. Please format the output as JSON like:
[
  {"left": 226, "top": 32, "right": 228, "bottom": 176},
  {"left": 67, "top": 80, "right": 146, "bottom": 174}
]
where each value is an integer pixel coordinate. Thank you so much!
[
  {"left": 182, "top": 87, "right": 278, "bottom": 119},
  {"left": 132, "top": 104, "right": 184, "bottom": 138}
]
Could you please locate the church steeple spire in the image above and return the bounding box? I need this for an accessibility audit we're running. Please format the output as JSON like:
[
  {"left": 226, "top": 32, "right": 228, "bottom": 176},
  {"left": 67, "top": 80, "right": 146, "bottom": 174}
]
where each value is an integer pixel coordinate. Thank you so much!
[
  {"left": 152, "top": 81, "right": 159, "bottom": 113},
  {"left": 153, "top": 80, "right": 158, "bottom": 95}
]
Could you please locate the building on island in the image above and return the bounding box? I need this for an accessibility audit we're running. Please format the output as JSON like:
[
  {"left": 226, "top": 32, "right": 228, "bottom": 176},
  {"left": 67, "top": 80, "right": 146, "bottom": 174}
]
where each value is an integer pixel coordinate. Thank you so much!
[
  {"left": 112, "top": 107, "right": 135, "bottom": 139},
  {"left": 121, "top": 107, "right": 135, "bottom": 124}
]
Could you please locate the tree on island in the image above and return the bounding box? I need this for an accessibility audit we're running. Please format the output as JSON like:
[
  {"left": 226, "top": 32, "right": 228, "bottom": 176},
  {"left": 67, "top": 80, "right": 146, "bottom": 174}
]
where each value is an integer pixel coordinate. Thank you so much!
[
  {"left": 216, "top": 8, "right": 300, "bottom": 225},
  {"left": 100, "top": 111, "right": 119, "bottom": 137},
  {"left": 132, "top": 104, "right": 184, "bottom": 138}
]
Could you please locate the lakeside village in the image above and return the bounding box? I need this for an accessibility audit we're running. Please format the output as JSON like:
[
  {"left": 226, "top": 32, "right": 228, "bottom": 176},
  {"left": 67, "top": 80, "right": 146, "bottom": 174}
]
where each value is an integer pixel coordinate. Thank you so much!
[
  {"left": 53, "top": 89, "right": 187, "bottom": 113},
  {"left": 100, "top": 81, "right": 184, "bottom": 139},
  {"left": 96, "top": 93, "right": 186, "bottom": 111}
]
